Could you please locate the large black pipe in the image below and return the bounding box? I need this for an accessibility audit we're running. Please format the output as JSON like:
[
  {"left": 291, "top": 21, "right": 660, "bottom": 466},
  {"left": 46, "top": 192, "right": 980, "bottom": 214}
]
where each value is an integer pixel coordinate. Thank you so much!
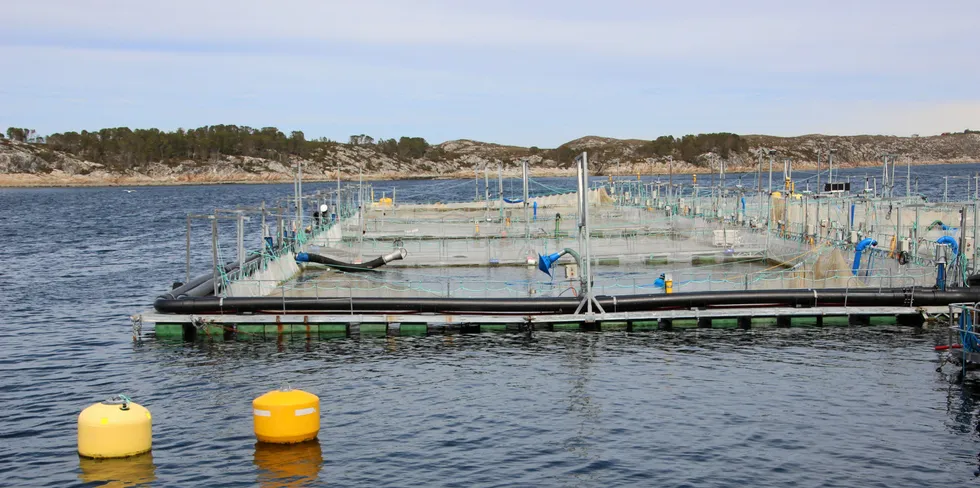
[
  {"left": 153, "top": 286, "right": 980, "bottom": 315},
  {"left": 159, "top": 255, "right": 262, "bottom": 299},
  {"left": 296, "top": 248, "right": 407, "bottom": 272}
]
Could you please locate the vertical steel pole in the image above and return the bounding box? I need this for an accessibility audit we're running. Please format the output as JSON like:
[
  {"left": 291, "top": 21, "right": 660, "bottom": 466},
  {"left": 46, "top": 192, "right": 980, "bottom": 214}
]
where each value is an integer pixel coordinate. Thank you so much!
[
  {"left": 358, "top": 167, "right": 364, "bottom": 262},
  {"left": 828, "top": 149, "right": 834, "bottom": 184},
  {"left": 816, "top": 151, "right": 821, "bottom": 194},
  {"left": 882, "top": 156, "right": 889, "bottom": 199},
  {"left": 211, "top": 217, "right": 219, "bottom": 296},
  {"left": 523, "top": 159, "right": 530, "bottom": 240},
  {"left": 768, "top": 151, "right": 773, "bottom": 194},
  {"left": 237, "top": 212, "right": 245, "bottom": 269},
  {"left": 260, "top": 201, "right": 266, "bottom": 243},
  {"left": 906, "top": 158, "right": 911, "bottom": 197},
  {"left": 959, "top": 206, "right": 968, "bottom": 286},
  {"left": 974, "top": 202, "right": 979, "bottom": 273},
  {"left": 579, "top": 153, "right": 593, "bottom": 312},
  {"left": 185, "top": 215, "right": 191, "bottom": 283},
  {"left": 498, "top": 163, "right": 504, "bottom": 222},
  {"left": 891, "top": 156, "right": 897, "bottom": 197},
  {"left": 297, "top": 160, "right": 303, "bottom": 226},
  {"left": 757, "top": 152, "right": 762, "bottom": 195}
]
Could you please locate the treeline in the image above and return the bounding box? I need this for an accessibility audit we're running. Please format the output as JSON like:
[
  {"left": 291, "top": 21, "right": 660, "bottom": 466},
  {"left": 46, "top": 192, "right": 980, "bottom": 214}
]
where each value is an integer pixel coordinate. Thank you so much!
[
  {"left": 542, "top": 132, "right": 750, "bottom": 170},
  {"left": 6, "top": 124, "right": 757, "bottom": 172},
  {"left": 636, "top": 133, "right": 749, "bottom": 161},
  {"left": 10, "top": 125, "right": 435, "bottom": 170},
  {"left": 40, "top": 125, "right": 320, "bottom": 168}
]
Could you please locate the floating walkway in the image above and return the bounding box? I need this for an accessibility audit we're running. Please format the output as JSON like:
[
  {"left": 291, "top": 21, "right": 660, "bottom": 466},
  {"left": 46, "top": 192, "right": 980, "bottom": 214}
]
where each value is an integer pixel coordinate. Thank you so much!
[{"left": 143, "top": 305, "right": 929, "bottom": 341}]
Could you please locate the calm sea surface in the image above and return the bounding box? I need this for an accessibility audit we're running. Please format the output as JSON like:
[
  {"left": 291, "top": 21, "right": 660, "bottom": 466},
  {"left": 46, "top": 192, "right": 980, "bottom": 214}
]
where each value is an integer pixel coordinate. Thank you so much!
[{"left": 2, "top": 164, "right": 980, "bottom": 486}]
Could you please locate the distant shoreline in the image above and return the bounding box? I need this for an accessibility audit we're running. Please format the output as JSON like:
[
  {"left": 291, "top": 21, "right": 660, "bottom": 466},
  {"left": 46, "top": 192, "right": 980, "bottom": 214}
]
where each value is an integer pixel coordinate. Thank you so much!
[{"left": 0, "top": 159, "right": 977, "bottom": 189}]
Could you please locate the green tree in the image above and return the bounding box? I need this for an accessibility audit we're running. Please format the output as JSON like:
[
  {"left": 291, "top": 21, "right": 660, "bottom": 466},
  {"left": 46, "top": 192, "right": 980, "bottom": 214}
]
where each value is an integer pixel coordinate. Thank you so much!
[
  {"left": 6, "top": 127, "right": 30, "bottom": 142},
  {"left": 396, "top": 137, "right": 429, "bottom": 159}
]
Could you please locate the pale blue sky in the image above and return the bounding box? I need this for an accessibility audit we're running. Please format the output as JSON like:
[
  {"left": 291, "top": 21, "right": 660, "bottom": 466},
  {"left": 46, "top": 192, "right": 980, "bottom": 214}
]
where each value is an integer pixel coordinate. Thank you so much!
[{"left": 2, "top": 0, "right": 978, "bottom": 147}]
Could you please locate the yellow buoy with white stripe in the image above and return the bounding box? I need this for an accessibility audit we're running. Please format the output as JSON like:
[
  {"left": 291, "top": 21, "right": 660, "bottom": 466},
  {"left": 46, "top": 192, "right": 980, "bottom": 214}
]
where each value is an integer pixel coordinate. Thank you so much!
[
  {"left": 78, "top": 395, "right": 152, "bottom": 458},
  {"left": 253, "top": 387, "right": 320, "bottom": 444}
]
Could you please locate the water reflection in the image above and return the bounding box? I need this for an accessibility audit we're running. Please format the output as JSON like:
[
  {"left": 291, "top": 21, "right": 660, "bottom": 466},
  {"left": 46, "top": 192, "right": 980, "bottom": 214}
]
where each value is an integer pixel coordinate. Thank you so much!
[
  {"left": 78, "top": 452, "right": 156, "bottom": 487},
  {"left": 559, "top": 334, "right": 600, "bottom": 462},
  {"left": 253, "top": 440, "right": 324, "bottom": 487}
]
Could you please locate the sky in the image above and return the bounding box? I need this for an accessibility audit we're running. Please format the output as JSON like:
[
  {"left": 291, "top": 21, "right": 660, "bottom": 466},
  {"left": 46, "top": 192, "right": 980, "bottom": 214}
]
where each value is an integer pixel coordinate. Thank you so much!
[{"left": 1, "top": 0, "right": 978, "bottom": 147}]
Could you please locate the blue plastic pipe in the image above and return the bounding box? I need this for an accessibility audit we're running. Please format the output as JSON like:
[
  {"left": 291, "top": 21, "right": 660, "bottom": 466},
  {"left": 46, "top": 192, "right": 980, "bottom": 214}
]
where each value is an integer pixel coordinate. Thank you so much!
[
  {"left": 935, "top": 235, "right": 959, "bottom": 290},
  {"left": 937, "top": 235, "right": 959, "bottom": 257},
  {"left": 852, "top": 238, "right": 877, "bottom": 276}
]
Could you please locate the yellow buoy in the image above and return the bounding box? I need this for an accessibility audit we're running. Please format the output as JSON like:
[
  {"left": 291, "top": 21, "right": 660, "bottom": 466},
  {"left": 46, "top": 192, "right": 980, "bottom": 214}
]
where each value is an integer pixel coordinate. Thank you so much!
[
  {"left": 253, "top": 387, "right": 320, "bottom": 444},
  {"left": 78, "top": 395, "right": 152, "bottom": 459}
]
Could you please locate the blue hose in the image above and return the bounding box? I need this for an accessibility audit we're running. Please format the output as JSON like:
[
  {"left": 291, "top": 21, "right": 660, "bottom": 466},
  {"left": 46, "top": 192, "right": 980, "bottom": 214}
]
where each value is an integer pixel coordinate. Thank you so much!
[
  {"left": 852, "top": 238, "right": 877, "bottom": 276},
  {"left": 937, "top": 235, "right": 959, "bottom": 256},
  {"left": 960, "top": 311, "right": 979, "bottom": 353}
]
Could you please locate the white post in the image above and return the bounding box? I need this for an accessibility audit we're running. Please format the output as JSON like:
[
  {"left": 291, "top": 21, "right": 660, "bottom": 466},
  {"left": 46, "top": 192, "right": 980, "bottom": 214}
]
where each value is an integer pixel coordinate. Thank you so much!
[
  {"left": 816, "top": 151, "right": 822, "bottom": 193},
  {"left": 828, "top": 149, "right": 835, "bottom": 185},
  {"left": 297, "top": 160, "right": 303, "bottom": 226},
  {"left": 522, "top": 159, "right": 530, "bottom": 240},
  {"left": 768, "top": 151, "right": 774, "bottom": 194},
  {"left": 906, "top": 157, "right": 911, "bottom": 198},
  {"left": 236, "top": 211, "right": 245, "bottom": 271},
  {"left": 358, "top": 165, "right": 364, "bottom": 262},
  {"left": 574, "top": 152, "right": 604, "bottom": 315},
  {"left": 497, "top": 163, "right": 503, "bottom": 222}
]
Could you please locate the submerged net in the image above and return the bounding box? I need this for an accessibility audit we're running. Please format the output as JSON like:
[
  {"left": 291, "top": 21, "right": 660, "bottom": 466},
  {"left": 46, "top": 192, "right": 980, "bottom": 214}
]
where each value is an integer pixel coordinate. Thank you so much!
[{"left": 812, "top": 247, "right": 854, "bottom": 288}]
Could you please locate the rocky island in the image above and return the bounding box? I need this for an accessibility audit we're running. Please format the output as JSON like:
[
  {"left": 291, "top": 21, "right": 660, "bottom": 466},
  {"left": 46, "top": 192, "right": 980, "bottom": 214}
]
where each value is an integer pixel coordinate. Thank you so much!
[{"left": 1, "top": 126, "right": 978, "bottom": 187}]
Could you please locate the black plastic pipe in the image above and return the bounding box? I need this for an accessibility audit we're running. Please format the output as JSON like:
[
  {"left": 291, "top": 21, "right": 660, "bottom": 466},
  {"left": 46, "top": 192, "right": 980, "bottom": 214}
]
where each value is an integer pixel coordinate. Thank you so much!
[
  {"left": 153, "top": 286, "right": 979, "bottom": 315},
  {"left": 159, "top": 255, "right": 262, "bottom": 299},
  {"left": 296, "top": 248, "right": 407, "bottom": 272}
]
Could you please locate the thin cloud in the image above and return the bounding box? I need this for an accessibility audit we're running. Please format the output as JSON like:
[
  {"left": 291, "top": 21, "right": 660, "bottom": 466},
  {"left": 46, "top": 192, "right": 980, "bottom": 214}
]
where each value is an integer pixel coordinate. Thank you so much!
[{"left": 0, "top": 1, "right": 977, "bottom": 145}]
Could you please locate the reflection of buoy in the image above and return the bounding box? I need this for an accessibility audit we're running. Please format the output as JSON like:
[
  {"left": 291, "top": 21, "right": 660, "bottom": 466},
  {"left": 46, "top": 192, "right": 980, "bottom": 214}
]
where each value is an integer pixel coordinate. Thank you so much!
[
  {"left": 78, "top": 395, "right": 152, "bottom": 458},
  {"left": 253, "top": 387, "right": 320, "bottom": 444},
  {"left": 254, "top": 439, "right": 323, "bottom": 486},
  {"left": 79, "top": 451, "right": 156, "bottom": 485}
]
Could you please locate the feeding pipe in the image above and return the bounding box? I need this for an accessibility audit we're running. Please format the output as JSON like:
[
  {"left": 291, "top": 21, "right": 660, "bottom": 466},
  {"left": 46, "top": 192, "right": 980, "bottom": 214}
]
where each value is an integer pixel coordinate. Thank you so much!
[
  {"left": 537, "top": 248, "right": 586, "bottom": 290},
  {"left": 852, "top": 238, "right": 877, "bottom": 276}
]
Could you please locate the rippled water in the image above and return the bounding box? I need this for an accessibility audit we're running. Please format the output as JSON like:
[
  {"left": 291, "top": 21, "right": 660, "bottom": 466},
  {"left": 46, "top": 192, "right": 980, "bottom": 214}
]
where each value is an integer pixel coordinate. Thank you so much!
[{"left": 2, "top": 165, "right": 980, "bottom": 486}]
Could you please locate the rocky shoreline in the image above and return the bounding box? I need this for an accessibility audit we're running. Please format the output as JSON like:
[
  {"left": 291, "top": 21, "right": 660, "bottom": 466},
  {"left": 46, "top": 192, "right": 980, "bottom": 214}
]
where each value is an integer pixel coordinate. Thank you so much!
[
  {"left": 2, "top": 158, "right": 976, "bottom": 188},
  {"left": 2, "top": 132, "right": 978, "bottom": 188}
]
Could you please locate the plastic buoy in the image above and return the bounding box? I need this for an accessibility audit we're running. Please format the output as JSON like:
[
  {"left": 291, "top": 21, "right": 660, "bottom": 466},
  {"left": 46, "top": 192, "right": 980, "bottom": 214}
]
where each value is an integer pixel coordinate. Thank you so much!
[
  {"left": 78, "top": 395, "right": 152, "bottom": 458},
  {"left": 253, "top": 387, "right": 320, "bottom": 444}
]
